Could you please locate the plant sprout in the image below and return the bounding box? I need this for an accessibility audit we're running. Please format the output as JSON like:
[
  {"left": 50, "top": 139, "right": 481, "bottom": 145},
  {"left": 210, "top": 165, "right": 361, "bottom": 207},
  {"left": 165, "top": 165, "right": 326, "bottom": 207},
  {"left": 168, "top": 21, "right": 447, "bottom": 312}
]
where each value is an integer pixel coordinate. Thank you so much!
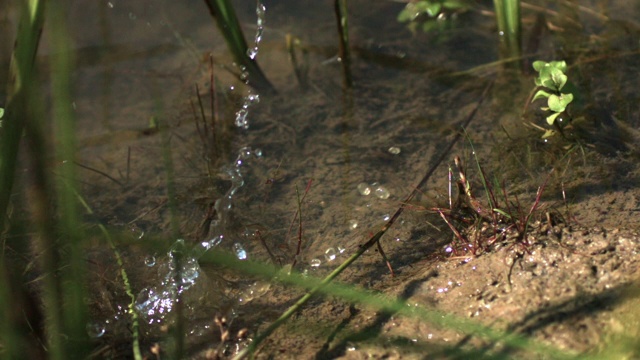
[
  {"left": 531, "top": 60, "right": 574, "bottom": 129},
  {"left": 397, "top": 0, "right": 469, "bottom": 33}
]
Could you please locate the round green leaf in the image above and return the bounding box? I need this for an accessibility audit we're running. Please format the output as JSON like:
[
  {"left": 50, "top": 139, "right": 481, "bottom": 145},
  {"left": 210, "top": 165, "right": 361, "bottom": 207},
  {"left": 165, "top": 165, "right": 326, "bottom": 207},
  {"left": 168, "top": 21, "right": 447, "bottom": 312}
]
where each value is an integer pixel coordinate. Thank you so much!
[
  {"left": 547, "top": 94, "right": 567, "bottom": 113},
  {"left": 550, "top": 68, "right": 567, "bottom": 90},
  {"left": 532, "top": 61, "right": 546, "bottom": 72},
  {"left": 443, "top": 0, "right": 467, "bottom": 10},
  {"left": 426, "top": 3, "right": 442, "bottom": 17},
  {"left": 549, "top": 60, "right": 567, "bottom": 73}
]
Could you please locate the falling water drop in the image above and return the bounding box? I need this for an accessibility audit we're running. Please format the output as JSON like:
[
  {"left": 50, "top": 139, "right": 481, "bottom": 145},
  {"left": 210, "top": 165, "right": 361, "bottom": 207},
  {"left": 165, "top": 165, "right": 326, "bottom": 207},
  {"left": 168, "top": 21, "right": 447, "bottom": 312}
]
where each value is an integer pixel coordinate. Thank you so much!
[
  {"left": 357, "top": 182, "right": 371, "bottom": 196},
  {"left": 86, "top": 321, "right": 106, "bottom": 338},
  {"left": 374, "top": 185, "right": 390, "bottom": 199},
  {"left": 324, "top": 248, "right": 337, "bottom": 261},
  {"left": 233, "top": 243, "right": 248, "bottom": 260},
  {"left": 144, "top": 255, "right": 156, "bottom": 267},
  {"left": 310, "top": 258, "right": 321, "bottom": 267}
]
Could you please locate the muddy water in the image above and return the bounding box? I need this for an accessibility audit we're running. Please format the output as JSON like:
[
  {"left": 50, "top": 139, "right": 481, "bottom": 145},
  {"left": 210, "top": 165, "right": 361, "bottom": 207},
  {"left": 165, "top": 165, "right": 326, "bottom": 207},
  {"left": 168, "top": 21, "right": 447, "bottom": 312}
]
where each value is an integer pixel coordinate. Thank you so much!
[{"left": 9, "top": 0, "right": 640, "bottom": 358}]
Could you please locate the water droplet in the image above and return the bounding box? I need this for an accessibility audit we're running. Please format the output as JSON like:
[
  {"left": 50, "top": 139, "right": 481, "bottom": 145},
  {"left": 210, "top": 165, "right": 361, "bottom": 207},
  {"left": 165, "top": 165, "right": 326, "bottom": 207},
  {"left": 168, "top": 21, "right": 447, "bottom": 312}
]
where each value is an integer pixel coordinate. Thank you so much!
[
  {"left": 239, "top": 146, "right": 253, "bottom": 159},
  {"left": 107, "top": 2, "right": 114, "bottom": 8},
  {"left": 357, "top": 182, "right": 371, "bottom": 196},
  {"left": 324, "top": 248, "right": 337, "bottom": 261},
  {"left": 254, "top": 148, "right": 263, "bottom": 157},
  {"left": 338, "top": 246, "right": 346, "bottom": 254},
  {"left": 235, "top": 108, "right": 249, "bottom": 129},
  {"left": 248, "top": 95, "right": 260, "bottom": 106},
  {"left": 201, "top": 234, "right": 224, "bottom": 252},
  {"left": 348, "top": 219, "right": 358, "bottom": 230},
  {"left": 144, "top": 255, "right": 156, "bottom": 267},
  {"left": 310, "top": 258, "right": 321, "bottom": 267},
  {"left": 374, "top": 185, "right": 390, "bottom": 199},
  {"left": 388, "top": 146, "right": 401, "bottom": 155},
  {"left": 86, "top": 321, "right": 105, "bottom": 338},
  {"left": 233, "top": 243, "right": 247, "bottom": 260},
  {"left": 382, "top": 214, "right": 390, "bottom": 221},
  {"left": 444, "top": 245, "right": 453, "bottom": 253}
]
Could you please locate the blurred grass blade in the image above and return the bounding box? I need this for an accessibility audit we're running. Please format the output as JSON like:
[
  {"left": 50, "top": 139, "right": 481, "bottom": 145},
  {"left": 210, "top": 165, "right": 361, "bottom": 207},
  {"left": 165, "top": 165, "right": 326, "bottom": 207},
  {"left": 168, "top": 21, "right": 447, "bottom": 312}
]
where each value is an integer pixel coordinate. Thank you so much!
[
  {"left": 202, "top": 0, "right": 276, "bottom": 94},
  {"left": 334, "top": 0, "right": 352, "bottom": 88},
  {"left": 200, "top": 251, "right": 573, "bottom": 360},
  {"left": 493, "top": 0, "right": 522, "bottom": 69},
  {"left": 0, "top": 0, "right": 46, "bottom": 240},
  {"left": 0, "top": 0, "right": 47, "bottom": 359},
  {"left": 49, "top": 1, "right": 91, "bottom": 357}
]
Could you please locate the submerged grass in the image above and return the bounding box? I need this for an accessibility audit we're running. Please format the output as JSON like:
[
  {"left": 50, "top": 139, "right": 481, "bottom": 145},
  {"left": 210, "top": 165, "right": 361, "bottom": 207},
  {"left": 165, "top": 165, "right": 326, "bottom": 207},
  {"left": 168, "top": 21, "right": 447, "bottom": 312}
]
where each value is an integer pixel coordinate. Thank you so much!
[{"left": 200, "top": 249, "right": 575, "bottom": 360}]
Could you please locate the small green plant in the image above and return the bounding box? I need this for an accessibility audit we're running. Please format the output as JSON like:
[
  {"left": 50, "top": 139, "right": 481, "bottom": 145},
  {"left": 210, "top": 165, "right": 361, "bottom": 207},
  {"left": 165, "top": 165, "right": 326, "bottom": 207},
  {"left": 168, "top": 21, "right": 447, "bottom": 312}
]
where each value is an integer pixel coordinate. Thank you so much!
[
  {"left": 531, "top": 60, "right": 574, "bottom": 130},
  {"left": 397, "top": 0, "right": 469, "bottom": 33}
]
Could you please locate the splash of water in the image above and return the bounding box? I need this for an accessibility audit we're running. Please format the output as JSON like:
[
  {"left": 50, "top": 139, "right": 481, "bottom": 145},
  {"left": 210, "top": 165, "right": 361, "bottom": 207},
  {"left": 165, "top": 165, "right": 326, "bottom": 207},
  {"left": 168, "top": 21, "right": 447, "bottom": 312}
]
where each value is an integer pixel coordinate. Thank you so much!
[{"left": 247, "top": 1, "right": 266, "bottom": 60}]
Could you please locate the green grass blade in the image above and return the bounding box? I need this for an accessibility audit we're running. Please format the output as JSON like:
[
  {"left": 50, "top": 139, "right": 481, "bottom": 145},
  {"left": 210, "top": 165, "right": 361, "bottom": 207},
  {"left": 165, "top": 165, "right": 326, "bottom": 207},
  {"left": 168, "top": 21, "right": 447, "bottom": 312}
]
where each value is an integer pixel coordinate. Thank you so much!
[
  {"left": 49, "top": 2, "right": 91, "bottom": 357},
  {"left": 493, "top": 0, "right": 521, "bottom": 68}
]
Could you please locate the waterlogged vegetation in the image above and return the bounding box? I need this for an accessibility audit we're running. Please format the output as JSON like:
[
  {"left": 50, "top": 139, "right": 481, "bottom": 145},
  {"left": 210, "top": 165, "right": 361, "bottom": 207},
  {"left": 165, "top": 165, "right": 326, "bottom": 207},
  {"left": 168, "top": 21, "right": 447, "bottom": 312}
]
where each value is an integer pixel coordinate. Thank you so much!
[
  {"left": 531, "top": 60, "right": 574, "bottom": 137},
  {"left": 2, "top": 0, "right": 640, "bottom": 359}
]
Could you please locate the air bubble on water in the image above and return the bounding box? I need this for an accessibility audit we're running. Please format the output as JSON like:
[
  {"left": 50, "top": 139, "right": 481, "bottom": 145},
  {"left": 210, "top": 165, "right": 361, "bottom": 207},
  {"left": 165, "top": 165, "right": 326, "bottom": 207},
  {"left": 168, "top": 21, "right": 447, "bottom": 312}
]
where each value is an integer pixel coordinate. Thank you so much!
[
  {"left": 374, "top": 185, "right": 390, "bottom": 199},
  {"left": 382, "top": 214, "right": 390, "bottom": 221},
  {"left": 324, "top": 247, "right": 337, "bottom": 261},
  {"left": 233, "top": 243, "right": 248, "bottom": 260},
  {"left": 86, "top": 321, "right": 105, "bottom": 338},
  {"left": 388, "top": 146, "right": 401, "bottom": 155},
  {"left": 338, "top": 246, "right": 346, "bottom": 254},
  {"left": 346, "top": 342, "right": 357, "bottom": 351},
  {"left": 254, "top": 148, "right": 263, "bottom": 157},
  {"left": 357, "top": 182, "right": 371, "bottom": 196},
  {"left": 310, "top": 258, "right": 321, "bottom": 267},
  {"left": 444, "top": 245, "right": 453, "bottom": 253},
  {"left": 348, "top": 219, "right": 358, "bottom": 230},
  {"left": 107, "top": 2, "right": 114, "bottom": 8},
  {"left": 144, "top": 255, "right": 156, "bottom": 267}
]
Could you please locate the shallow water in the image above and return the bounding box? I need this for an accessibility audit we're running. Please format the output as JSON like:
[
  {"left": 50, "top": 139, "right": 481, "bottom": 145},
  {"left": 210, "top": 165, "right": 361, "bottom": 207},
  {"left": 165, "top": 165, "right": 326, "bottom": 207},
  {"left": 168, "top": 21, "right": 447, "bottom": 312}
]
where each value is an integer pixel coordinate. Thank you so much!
[{"left": 5, "top": 0, "right": 640, "bottom": 357}]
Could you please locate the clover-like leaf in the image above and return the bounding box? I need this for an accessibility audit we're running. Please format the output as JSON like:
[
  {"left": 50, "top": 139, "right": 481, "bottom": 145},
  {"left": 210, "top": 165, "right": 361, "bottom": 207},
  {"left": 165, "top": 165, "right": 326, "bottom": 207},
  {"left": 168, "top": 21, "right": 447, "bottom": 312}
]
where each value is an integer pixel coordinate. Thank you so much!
[
  {"left": 546, "top": 112, "right": 562, "bottom": 125},
  {"left": 532, "top": 61, "right": 547, "bottom": 72},
  {"left": 541, "top": 77, "right": 557, "bottom": 90},
  {"left": 424, "top": 2, "right": 442, "bottom": 17},
  {"left": 397, "top": 8, "right": 412, "bottom": 22},
  {"left": 547, "top": 93, "right": 572, "bottom": 113},
  {"left": 549, "top": 60, "right": 567, "bottom": 73},
  {"left": 549, "top": 68, "right": 567, "bottom": 90},
  {"left": 532, "top": 89, "right": 552, "bottom": 102},
  {"left": 443, "top": 0, "right": 467, "bottom": 10}
]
